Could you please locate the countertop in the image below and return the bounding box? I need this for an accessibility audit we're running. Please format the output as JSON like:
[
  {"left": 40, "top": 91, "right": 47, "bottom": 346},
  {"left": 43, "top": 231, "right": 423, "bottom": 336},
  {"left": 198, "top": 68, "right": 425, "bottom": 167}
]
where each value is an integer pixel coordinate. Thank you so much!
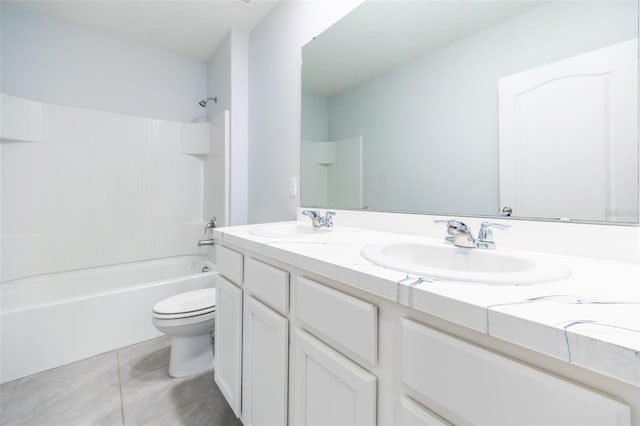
[{"left": 213, "top": 221, "right": 640, "bottom": 386}]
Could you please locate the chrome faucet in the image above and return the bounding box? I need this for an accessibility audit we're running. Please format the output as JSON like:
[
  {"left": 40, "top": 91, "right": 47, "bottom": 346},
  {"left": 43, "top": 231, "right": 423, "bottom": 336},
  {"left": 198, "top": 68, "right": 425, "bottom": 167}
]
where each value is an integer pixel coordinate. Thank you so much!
[
  {"left": 198, "top": 217, "right": 217, "bottom": 247},
  {"left": 302, "top": 210, "right": 336, "bottom": 228},
  {"left": 476, "top": 222, "right": 511, "bottom": 250},
  {"left": 204, "top": 217, "right": 216, "bottom": 234},
  {"left": 435, "top": 219, "right": 476, "bottom": 248},
  {"left": 198, "top": 238, "right": 216, "bottom": 247},
  {"left": 435, "top": 219, "right": 510, "bottom": 250}
]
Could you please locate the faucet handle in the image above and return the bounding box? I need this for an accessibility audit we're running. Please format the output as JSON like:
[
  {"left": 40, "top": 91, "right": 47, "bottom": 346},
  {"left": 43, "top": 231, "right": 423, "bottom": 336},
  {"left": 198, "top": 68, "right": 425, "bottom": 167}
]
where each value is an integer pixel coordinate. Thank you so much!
[
  {"left": 435, "top": 219, "right": 471, "bottom": 233},
  {"left": 204, "top": 217, "right": 217, "bottom": 234},
  {"left": 479, "top": 221, "right": 510, "bottom": 231},
  {"left": 323, "top": 211, "right": 335, "bottom": 227},
  {"left": 478, "top": 222, "right": 510, "bottom": 242}
]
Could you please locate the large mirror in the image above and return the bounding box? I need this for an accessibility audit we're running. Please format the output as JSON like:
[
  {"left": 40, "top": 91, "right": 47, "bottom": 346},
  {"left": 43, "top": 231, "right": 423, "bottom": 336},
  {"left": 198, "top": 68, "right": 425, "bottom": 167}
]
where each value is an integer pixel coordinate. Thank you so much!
[{"left": 301, "top": 0, "right": 639, "bottom": 224}]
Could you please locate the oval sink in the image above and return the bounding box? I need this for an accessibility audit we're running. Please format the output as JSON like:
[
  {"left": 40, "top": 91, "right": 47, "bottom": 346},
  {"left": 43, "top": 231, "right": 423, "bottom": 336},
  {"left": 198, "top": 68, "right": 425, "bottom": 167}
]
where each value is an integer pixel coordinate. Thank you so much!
[
  {"left": 361, "top": 242, "right": 570, "bottom": 285},
  {"left": 250, "top": 223, "right": 334, "bottom": 238}
]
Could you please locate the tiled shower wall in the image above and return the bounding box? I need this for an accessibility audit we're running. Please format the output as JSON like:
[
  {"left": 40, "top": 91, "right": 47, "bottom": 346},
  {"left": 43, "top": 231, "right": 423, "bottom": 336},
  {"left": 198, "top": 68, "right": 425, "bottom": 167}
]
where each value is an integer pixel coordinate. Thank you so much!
[{"left": 1, "top": 94, "right": 216, "bottom": 282}]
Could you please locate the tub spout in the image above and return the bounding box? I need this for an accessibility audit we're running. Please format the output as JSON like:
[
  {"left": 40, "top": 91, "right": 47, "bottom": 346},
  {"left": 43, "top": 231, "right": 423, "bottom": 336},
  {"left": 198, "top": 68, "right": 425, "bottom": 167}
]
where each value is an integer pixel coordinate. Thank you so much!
[{"left": 198, "top": 238, "right": 217, "bottom": 247}]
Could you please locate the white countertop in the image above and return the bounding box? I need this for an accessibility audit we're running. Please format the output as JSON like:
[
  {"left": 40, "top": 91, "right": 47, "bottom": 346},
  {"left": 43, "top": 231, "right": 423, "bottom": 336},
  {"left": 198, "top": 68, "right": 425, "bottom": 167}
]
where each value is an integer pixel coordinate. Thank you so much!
[{"left": 213, "top": 221, "right": 640, "bottom": 386}]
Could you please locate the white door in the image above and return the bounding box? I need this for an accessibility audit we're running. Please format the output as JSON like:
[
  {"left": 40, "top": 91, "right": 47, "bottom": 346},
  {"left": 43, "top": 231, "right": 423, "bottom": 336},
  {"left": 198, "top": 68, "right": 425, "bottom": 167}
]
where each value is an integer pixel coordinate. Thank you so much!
[
  {"left": 293, "top": 329, "right": 376, "bottom": 426},
  {"left": 498, "top": 39, "right": 638, "bottom": 222},
  {"left": 242, "top": 295, "right": 288, "bottom": 426},
  {"left": 214, "top": 275, "right": 243, "bottom": 417}
]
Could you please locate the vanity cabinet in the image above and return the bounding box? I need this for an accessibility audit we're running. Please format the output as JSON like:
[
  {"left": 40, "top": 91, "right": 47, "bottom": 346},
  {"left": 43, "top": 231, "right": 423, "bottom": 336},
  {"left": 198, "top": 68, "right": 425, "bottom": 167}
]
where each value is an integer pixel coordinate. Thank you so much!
[
  {"left": 215, "top": 240, "right": 632, "bottom": 426},
  {"left": 293, "top": 328, "right": 377, "bottom": 426}
]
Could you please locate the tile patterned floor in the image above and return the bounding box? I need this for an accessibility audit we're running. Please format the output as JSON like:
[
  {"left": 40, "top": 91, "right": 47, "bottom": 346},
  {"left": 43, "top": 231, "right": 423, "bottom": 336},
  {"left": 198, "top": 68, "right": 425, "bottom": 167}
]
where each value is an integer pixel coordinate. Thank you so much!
[{"left": 0, "top": 336, "right": 242, "bottom": 426}]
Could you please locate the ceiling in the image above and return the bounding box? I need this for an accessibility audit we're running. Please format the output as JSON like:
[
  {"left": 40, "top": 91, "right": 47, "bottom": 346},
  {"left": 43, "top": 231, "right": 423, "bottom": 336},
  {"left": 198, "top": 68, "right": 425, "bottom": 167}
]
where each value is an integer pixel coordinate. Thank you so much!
[
  {"left": 10, "top": 0, "right": 279, "bottom": 61},
  {"left": 303, "top": 1, "right": 547, "bottom": 96}
]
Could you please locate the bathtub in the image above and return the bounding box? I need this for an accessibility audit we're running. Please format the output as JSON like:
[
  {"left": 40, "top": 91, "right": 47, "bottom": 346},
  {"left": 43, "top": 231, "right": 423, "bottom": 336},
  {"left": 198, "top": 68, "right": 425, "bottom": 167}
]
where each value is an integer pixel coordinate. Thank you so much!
[{"left": 0, "top": 255, "right": 216, "bottom": 383}]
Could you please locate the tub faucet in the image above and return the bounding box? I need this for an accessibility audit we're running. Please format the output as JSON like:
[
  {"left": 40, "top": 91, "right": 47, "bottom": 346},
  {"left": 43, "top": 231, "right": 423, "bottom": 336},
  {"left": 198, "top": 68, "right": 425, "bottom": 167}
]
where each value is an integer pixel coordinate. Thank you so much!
[
  {"left": 198, "top": 238, "right": 217, "bottom": 247},
  {"left": 302, "top": 210, "right": 335, "bottom": 228}
]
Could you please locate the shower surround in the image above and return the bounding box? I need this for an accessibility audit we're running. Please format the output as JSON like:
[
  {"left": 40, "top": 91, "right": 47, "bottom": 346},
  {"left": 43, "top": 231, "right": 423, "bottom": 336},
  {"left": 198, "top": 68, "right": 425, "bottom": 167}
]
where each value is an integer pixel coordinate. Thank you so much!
[{"left": 0, "top": 94, "right": 228, "bottom": 381}]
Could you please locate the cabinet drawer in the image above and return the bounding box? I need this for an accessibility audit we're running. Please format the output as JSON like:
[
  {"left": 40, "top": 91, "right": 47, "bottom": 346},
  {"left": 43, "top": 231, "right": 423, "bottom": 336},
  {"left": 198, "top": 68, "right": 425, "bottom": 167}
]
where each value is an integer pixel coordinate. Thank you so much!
[
  {"left": 401, "top": 319, "right": 630, "bottom": 425},
  {"left": 296, "top": 277, "right": 377, "bottom": 366},
  {"left": 244, "top": 257, "right": 289, "bottom": 315},
  {"left": 217, "top": 245, "right": 243, "bottom": 285},
  {"left": 401, "top": 396, "right": 451, "bottom": 426}
]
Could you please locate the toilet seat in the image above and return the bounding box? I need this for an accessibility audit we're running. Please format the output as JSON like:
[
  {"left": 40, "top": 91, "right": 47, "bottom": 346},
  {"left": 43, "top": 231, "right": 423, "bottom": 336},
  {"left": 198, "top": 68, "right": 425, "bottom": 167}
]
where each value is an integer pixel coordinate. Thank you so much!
[
  {"left": 153, "top": 309, "right": 215, "bottom": 327},
  {"left": 153, "top": 306, "right": 215, "bottom": 320},
  {"left": 152, "top": 288, "right": 216, "bottom": 319}
]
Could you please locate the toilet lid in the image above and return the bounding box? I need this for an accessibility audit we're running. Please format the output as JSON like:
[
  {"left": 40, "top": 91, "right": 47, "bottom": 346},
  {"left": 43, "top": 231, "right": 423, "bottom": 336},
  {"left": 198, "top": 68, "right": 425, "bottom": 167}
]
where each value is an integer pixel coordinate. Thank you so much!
[
  {"left": 153, "top": 288, "right": 216, "bottom": 315},
  {"left": 153, "top": 306, "right": 215, "bottom": 320}
]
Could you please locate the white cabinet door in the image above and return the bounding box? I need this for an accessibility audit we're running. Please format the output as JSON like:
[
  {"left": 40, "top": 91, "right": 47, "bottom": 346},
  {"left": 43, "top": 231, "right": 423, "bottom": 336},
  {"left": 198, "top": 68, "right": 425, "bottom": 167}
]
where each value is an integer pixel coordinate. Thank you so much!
[
  {"left": 293, "top": 329, "right": 376, "bottom": 426},
  {"left": 214, "top": 275, "right": 243, "bottom": 417},
  {"left": 242, "top": 295, "right": 288, "bottom": 426}
]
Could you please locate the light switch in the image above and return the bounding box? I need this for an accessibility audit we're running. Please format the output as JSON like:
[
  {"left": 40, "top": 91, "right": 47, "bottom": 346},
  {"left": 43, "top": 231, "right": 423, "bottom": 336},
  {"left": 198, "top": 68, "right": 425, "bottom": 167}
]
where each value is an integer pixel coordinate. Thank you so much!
[{"left": 289, "top": 177, "right": 297, "bottom": 197}]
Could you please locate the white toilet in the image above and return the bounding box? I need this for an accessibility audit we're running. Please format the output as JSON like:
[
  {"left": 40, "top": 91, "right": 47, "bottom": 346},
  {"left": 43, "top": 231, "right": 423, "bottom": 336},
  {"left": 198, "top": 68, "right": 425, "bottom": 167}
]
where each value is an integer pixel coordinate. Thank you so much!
[{"left": 152, "top": 288, "right": 216, "bottom": 377}]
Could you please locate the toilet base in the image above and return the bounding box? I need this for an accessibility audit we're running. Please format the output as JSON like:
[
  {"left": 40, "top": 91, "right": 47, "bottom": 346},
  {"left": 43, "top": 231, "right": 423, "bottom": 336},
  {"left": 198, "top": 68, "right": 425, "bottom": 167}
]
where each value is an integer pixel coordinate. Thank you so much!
[{"left": 168, "top": 334, "right": 214, "bottom": 378}]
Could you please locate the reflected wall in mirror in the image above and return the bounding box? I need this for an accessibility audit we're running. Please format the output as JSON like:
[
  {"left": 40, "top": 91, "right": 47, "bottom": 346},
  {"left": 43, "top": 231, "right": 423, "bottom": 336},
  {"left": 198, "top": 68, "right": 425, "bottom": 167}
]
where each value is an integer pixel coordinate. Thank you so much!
[{"left": 301, "top": 0, "right": 639, "bottom": 223}]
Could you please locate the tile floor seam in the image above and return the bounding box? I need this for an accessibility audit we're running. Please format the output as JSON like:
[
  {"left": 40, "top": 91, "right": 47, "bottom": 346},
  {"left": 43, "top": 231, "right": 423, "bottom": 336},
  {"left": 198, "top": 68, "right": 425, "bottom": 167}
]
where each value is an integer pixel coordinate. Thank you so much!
[
  {"left": 133, "top": 369, "right": 217, "bottom": 426},
  {"left": 116, "top": 352, "right": 126, "bottom": 426}
]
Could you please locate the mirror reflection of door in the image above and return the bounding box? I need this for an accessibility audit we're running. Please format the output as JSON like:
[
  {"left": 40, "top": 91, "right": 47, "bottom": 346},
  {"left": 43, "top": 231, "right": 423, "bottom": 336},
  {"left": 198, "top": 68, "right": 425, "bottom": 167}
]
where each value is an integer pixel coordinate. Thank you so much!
[{"left": 498, "top": 38, "right": 638, "bottom": 222}]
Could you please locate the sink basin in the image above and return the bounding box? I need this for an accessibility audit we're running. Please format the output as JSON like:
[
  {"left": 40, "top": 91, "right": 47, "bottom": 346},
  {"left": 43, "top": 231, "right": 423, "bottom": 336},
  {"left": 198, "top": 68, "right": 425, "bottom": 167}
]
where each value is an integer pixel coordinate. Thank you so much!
[
  {"left": 361, "top": 242, "right": 570, "bottom": 285},
  {"left": 250, "top": 223, "right": 334, "bottom": 238}
]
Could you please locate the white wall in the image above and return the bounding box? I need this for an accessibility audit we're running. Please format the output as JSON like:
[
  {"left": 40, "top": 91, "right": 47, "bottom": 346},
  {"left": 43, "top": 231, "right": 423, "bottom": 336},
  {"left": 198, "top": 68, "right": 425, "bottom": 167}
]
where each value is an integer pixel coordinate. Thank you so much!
[
  {"left": 0, "top": 3, "right": 207, "bottom": 122},
  {"left": 207, "top": 31, "right": 249, "bottom": 226},
  {"left": 247, "top": 0, "right": 364, "bottom": 223},
  {"left": 229, "top": 31, "right": 249, "bottom": 226},
  {"left": 207, "top": 33, "right": 233, "bottom": 120},
  {"left": 325, "top": 1, "right": 637, "bottom": 216}
]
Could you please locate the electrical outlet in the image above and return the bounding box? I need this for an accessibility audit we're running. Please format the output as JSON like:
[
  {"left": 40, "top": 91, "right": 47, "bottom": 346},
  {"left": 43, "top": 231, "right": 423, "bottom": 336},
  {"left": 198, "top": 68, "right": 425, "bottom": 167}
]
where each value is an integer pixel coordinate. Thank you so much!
[{"left": 289, "top": 177, "right": 297, "bottom": 197}]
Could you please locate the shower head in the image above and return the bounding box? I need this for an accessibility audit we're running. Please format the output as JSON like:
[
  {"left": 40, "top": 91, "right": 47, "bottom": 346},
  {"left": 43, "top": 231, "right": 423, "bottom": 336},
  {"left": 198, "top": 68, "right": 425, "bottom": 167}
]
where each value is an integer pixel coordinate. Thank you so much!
[{"left": 199, "top": 97, "right": 217, "bottom": 107}]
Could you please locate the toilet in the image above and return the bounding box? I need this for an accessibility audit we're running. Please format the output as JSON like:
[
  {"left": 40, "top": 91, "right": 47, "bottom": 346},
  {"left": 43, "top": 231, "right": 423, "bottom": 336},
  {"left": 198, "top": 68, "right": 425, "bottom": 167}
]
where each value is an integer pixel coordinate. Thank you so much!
[{"left": 152, "top": 288, "right": 216, "bottom": 377}]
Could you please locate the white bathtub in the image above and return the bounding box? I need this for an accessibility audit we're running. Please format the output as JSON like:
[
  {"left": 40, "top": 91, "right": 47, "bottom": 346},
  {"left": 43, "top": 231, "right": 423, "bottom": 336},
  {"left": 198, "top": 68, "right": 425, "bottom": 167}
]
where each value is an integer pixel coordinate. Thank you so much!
[{"left": 0, "top": 255, "right": 216, "bottom": 383}]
